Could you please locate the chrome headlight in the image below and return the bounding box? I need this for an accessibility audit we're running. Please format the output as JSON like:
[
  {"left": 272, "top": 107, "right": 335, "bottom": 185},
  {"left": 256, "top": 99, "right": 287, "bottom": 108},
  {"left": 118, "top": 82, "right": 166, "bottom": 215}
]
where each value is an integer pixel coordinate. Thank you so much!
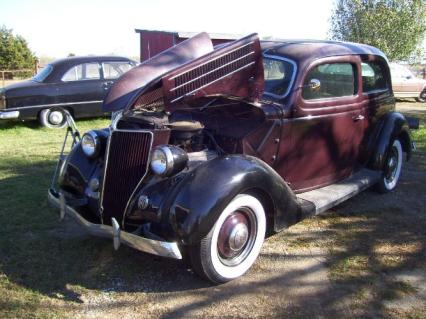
[
  {"left": 150, "top": 145, "right": 188, "bottom": 177},
  {"left": 81, "top": 131, "right": 100, "bottom": 158}
]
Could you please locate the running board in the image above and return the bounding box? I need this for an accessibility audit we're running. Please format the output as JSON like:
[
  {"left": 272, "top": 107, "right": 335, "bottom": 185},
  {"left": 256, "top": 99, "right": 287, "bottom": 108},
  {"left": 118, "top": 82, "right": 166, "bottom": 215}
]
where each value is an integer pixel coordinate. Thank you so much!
[{"left": 297, "top": 169, "right": 381, "bottom": 215}]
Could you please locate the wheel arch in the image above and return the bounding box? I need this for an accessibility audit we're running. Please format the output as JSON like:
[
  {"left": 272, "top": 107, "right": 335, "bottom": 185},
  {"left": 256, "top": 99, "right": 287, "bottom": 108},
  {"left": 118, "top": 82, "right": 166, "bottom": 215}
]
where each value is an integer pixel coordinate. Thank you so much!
[
  {"left": 368, "top": 111, "right": 412, "bottom": 170},
  {"left": 167, "top": 155, "right": 302, "bottom": 245}
]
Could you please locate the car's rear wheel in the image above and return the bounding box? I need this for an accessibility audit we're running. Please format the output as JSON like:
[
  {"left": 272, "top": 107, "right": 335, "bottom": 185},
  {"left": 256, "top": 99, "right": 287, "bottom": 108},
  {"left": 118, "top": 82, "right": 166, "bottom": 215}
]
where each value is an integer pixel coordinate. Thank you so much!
[
  {"left": 376, "top": 139, "right": 403, "bottom": 193},
  {"left": 39, "top": 108, "right": 67, "bottom": 128},
  {"left": 416, "top": 90, "right": 426, "bottom": 103},
  {"left": 189, "top": 194, "right": 266, "bottom": 284}
]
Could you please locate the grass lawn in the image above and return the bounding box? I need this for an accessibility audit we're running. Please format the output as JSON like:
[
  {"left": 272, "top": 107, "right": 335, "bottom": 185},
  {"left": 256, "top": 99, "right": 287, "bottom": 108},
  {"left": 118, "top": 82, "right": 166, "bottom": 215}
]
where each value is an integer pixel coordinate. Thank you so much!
[{"left": 0, "top": 105, "right": 425, "bottom": 318}]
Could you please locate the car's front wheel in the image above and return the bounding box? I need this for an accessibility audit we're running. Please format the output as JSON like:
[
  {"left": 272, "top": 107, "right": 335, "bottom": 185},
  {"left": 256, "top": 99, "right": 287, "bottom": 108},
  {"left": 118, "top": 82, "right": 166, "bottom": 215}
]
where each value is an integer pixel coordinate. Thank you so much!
[
  {"left": 189, "top": 194, "right": 266, "bottom": 284},
  {"left": 376, "top": 139, "right": 403, "bottom": 193},
  {"left": 39, "top": 108, "right": 67, "bottom": 128}
]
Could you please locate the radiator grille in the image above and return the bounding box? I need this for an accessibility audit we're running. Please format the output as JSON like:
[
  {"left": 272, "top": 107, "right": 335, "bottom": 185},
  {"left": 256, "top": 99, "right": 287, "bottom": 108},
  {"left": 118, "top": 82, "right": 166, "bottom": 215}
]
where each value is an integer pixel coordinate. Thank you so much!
[
  {"left": 101, "top": 130, "right": 152, "bottom": 223},
  {"left": 169, "top": 42, "right": 255, "bottom": 102}
]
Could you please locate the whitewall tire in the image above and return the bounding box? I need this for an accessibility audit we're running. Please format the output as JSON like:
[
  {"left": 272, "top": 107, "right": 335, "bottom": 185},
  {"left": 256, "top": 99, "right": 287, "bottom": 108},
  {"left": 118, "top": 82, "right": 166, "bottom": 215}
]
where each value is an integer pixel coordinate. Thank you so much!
[
  {"left": 39, "top": 108, "right": 67, "bottom": 128},
  {"left": 376, "top": 139, "right": 403, "bottom": 193},
  {"left": 190, "top": 194, "right": 266, "bottom": 283}
]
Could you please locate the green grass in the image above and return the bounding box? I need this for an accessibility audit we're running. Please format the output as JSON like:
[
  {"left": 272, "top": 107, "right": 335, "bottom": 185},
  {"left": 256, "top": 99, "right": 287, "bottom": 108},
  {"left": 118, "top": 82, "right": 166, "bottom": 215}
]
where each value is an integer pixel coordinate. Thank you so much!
[{"left": 0, "top": 118, "right": 110, "bottom": 318}]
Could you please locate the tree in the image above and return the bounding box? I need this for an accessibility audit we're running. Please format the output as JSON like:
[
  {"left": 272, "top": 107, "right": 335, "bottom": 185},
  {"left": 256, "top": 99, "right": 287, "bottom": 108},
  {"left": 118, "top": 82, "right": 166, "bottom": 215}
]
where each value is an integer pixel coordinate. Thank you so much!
[
  {"left": 329, "top": 0, "right": 426, "bottom": 62},
  {"left": 0, "top": 25, "right": 36, "bottom": 71}
]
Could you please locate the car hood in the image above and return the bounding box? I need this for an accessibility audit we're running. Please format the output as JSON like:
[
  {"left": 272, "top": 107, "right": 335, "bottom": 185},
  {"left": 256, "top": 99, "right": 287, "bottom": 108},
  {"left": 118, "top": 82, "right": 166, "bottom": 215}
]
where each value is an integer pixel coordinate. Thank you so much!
[{"left": 103, "top": 32, "right": 264, "bottom": 113}]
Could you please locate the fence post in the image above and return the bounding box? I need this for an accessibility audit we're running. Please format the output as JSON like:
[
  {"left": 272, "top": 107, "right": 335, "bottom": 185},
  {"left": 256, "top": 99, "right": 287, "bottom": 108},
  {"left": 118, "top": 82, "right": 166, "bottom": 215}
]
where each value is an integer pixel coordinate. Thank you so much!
[
  {"left": 34, "top": 59, "right": 39, "bottom": 76},
  {"left": 422, "top": 67, "right": 426, "bottom": 80}
]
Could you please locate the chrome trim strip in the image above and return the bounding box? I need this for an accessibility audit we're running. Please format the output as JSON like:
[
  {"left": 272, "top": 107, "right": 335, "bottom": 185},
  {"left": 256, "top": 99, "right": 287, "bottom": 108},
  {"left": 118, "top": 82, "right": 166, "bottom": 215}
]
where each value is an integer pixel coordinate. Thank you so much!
[
  {"left": 48, "top": 190, "right": 182, "bottom": 259},
  {"left": 0, "top": 110, "right": 19, "bottom": 119},
  {"left": 169, "top": 41, "right": 255, "bottom": 80},
  {"left": 170, "top": 51, "right": 255, "bottom": 92},
  {"left": 170, "top": 62, "right": 255, "bottom": 103},
  {"left": 262, "top": 54, "right": 298, "bottom": 99},
  {"left": 5, "top": 100, "right": 103, "bottom": 111}
]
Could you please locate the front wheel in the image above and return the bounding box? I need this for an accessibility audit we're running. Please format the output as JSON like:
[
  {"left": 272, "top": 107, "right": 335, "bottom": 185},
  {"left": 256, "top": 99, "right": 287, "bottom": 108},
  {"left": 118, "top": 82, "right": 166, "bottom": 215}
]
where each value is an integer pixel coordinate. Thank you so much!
[
  {"left": 376, "top": 139, "right": 403, "bottom": 193},
  {"left": 189, "top": 194, "right": 266, "bottom": 284},
  {"left": 39, "top": 108, "right": 67, "bottom": 128}
]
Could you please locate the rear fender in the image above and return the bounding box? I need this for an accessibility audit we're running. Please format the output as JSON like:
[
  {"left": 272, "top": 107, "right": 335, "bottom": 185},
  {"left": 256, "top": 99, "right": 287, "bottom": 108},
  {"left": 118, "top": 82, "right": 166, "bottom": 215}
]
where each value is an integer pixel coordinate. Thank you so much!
[
  {"left": 167, "top": 155, "right": 302, "bottom": 245},
  {"left": 369, "top": 112, "right": 412, "bottom": 170}
]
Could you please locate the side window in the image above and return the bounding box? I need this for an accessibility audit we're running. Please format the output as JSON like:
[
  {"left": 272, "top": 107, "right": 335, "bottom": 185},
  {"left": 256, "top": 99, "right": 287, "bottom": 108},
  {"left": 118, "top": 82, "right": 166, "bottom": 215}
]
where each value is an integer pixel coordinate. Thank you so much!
[
  {"left": 102, "top": 62, "right": 133, "bottom": 80},
  {"left": 302, "top": 63, "right": 356, "bottom": 100},
  {"left": 62, "top": 63, "right": 100, "bottom": 81},
  {"left": 361, "top": 61, "right": 389, "bottom": 93}
]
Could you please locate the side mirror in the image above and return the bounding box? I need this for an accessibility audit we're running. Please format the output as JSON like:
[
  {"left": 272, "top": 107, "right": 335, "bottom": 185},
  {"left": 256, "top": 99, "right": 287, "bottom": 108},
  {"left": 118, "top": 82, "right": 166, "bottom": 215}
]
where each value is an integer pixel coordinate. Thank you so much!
[{"left": 308, "top": 78, "right": 321, "bottom": 91}]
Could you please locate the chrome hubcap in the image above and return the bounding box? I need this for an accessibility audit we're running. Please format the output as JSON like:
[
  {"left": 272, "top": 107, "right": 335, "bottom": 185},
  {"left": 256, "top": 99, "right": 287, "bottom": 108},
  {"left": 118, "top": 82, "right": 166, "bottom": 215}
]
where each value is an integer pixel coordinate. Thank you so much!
[
  {"left": 49, "top": 111, "right": 63, "bottom": 125},
  {"left": 229, "top": 223, "right": 249, "bottom": 251},
  {"left": 385, "top": 147, "right": 398, "bottom": 182},
  {"left": 217, "top": 209, "right": 256, "bottom": 266}
]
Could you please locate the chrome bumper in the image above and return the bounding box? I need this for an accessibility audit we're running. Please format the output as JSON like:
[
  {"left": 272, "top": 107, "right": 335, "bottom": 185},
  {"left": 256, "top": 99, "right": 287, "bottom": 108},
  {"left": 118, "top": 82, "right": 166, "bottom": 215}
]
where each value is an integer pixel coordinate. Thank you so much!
[
  {"left": 47, "top": 189, "right": 182, "bottom": 259},
  {"left": 0, "top": 110, "right": 19, "bottom": 119}
]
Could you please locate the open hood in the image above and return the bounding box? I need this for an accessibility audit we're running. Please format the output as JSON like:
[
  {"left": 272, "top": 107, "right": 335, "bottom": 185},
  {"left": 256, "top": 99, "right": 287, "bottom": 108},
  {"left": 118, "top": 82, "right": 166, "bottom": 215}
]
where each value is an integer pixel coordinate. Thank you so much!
[{"left": 103, "top": 33, "right": 264, "bottom": 113}]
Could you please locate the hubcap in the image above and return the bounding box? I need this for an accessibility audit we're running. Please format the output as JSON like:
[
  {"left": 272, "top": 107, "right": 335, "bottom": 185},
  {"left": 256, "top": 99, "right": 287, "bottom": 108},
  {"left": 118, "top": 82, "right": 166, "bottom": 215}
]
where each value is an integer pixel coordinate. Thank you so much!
[
  {"left": 49, "top": 111, "right": 64, "bottom": 125},
  {"left": 217, "top": 209, "right": 256, "bottom": 266},
  {"left": 385, "top": 147, "right": 398, "bottom": 182}
]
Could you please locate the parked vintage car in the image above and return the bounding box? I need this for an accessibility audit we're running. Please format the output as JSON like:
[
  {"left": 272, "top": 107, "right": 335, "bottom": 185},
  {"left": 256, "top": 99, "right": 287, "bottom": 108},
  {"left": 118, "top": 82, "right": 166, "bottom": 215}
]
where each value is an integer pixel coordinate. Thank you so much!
[
  {"left": 0, "top": 56, "right": 136, "bottom": 127},
  {"left": 48, "top": 33, "right": 414, "bottom": 283},
  {"left": 389, "top": 62, "right": 426, "bottom": 102}
]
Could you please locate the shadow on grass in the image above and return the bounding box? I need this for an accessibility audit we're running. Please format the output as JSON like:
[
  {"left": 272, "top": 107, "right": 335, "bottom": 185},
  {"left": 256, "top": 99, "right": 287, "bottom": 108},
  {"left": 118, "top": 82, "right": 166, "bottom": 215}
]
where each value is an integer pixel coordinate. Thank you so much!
[{"left": 0, "top": 119, "right": 40, "bottom": 131}]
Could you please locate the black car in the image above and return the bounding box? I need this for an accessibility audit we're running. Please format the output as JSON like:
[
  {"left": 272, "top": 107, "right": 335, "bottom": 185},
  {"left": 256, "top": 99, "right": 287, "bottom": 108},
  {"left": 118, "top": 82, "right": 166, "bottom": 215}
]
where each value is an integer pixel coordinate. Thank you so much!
[{"left": 0, "top": 56, "right": 136, "bottom": 128}]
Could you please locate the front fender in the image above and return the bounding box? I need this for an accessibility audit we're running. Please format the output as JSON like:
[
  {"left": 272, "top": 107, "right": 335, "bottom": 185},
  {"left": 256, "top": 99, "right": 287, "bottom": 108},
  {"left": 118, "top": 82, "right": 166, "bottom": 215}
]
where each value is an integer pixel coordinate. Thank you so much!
[
  {"left": 167, "top": 155, "right": 302, "bottom": 245},
  {"left": 369, "top": 112, "right": 412, "bottom": 170}
]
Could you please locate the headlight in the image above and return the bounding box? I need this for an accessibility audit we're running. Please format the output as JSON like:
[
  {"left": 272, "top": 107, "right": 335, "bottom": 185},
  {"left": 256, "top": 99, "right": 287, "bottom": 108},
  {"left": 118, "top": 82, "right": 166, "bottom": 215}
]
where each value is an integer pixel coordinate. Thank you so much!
[
  {"left": 150, "top": 145, "right": 188, "bottom": 177},
  {"left": 81, "top": 131, "right": 100, "bottom": 158}
]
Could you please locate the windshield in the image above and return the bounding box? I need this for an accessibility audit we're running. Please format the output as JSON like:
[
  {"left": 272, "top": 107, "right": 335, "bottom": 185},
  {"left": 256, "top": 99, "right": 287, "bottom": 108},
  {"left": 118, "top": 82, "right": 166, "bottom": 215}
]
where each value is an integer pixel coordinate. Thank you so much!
[
  {"left": 32, "top": 65, "right": 53, "bottom": 82},
  {"left": 263, "top": 56, "right": 296, "bottom": 99}
]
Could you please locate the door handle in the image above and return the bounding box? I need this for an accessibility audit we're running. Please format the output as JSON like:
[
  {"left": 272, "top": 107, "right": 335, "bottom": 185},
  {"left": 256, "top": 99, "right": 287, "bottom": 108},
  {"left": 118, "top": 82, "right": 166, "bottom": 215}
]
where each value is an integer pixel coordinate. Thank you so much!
[{"left": 352, "top": 114, "right": 365, "bottom": 121}]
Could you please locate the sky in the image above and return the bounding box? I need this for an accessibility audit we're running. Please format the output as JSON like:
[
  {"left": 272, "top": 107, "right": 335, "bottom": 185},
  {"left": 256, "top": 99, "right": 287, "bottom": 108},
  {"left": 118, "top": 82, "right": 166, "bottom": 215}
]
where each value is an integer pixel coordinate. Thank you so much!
[{"left": 0, "top": 0, "right": 335, "bottom": 59}]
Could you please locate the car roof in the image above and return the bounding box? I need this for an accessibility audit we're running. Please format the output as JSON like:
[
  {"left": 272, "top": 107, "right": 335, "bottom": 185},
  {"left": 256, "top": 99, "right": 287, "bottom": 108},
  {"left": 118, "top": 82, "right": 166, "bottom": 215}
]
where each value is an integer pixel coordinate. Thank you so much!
[
  {"left": 49, "top": 55, "right": 134, "bottom": 66},
  {"left": 261, "top": 39, "right": 387, "bottom": 62}
]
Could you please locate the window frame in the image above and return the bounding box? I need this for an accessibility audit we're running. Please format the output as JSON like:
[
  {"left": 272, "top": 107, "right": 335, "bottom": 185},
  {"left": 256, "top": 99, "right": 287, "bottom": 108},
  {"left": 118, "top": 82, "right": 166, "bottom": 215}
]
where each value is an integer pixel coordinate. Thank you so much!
[
  {"left": 361, "top": 58, "right": 391, "bottom": 95},
  {"left": 61, "top": 62, "right": 102, "bottom": 82},
  {"left": 301, "top": 61, "right": 358, "bottom": 102},
  {"left": 262, "top": 54, "right": 297, "bottom": 100},
  {"left": 101, "top": 61, "right": 134, "bottom": 80}
]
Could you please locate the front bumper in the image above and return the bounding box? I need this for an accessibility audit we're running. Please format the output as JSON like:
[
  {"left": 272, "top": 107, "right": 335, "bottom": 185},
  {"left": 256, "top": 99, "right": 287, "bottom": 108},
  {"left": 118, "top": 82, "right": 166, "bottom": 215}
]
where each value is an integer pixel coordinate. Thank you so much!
[
  {"left": 0, "top": 110, "right": 19, "bottom": 119},
  {"left": 47, "top": 189, "right": 182, "bottom": 259}
]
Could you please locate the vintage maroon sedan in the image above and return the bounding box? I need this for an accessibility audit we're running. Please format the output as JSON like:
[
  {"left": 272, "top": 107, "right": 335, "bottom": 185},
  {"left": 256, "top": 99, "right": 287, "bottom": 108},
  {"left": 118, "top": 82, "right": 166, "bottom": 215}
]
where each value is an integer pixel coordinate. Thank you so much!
[{"left": 48, "top": 33, "right": 414, "bottom": 283}]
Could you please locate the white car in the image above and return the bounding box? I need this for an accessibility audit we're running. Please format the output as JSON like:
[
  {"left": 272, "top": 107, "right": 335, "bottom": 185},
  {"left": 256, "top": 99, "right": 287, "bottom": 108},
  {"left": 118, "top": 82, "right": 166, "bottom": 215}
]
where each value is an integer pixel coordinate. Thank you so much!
[{"left": 390, "top": 63, "right": 426, "bottom": 102}]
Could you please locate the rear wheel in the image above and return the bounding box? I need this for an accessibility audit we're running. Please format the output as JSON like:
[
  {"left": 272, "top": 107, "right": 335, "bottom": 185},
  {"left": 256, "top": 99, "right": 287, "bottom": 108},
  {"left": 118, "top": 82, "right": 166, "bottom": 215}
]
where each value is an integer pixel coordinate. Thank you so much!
[
  {"left": 189, "top": 194, "right": 266, "bottom": 284},
  {"left": 416, "top": 90, "right": 426, "bottom": 103},
  {"left": 376, "top": 139, "right": 403, "bottom": 193},
  {"left": 39, "top": 108, "right": 67, "bottom": 128}
]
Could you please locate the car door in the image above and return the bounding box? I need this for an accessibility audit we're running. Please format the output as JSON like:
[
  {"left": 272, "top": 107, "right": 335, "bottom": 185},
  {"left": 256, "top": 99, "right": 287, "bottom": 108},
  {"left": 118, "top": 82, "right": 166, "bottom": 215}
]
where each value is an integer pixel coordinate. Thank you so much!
[
  {"left": 279, "top": 56, "right": 365, "bottom": 192},
  {"left": 55, "top": 62, "right": 105, "bottom": 117}
]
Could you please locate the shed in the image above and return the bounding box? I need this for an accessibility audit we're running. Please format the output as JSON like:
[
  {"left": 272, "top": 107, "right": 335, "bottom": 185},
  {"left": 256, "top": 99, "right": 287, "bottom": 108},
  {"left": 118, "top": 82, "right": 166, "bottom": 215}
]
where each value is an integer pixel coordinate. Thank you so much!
[{"left": 135, "top": 29, "right": 241, "bottom": 62}]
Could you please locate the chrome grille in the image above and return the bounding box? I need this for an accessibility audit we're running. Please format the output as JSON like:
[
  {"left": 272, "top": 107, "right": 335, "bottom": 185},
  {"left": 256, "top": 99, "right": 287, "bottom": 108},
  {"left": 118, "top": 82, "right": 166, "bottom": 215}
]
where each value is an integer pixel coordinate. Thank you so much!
[{"left": 101, "top": 130, "right": 152, "bottom": 223}]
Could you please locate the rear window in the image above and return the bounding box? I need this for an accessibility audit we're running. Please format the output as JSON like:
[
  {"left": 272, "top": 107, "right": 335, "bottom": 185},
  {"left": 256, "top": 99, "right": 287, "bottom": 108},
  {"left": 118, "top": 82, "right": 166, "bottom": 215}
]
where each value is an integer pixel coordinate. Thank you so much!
[
  {"left": 362, "top": 61, "right": 389, "bottom": 93},
  {"left": 102, "top": 61, "right": 134, "bottom": 79},
  {"left": 302, "top": 63, "right": 356, "bottom": 100},
  {"left": 32, "top": 65, "right": 53, "bottom": 82}
]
